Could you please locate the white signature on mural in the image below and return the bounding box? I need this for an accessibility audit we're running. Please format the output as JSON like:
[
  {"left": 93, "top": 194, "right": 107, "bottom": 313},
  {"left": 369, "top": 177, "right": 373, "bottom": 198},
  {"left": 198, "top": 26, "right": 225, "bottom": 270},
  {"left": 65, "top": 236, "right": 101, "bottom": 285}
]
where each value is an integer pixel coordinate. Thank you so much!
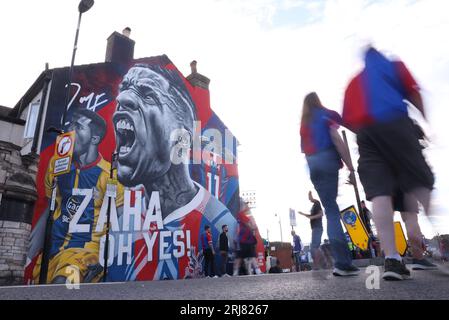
[{"left": 63, "top": 83, "right": 109, "bottom": 125}]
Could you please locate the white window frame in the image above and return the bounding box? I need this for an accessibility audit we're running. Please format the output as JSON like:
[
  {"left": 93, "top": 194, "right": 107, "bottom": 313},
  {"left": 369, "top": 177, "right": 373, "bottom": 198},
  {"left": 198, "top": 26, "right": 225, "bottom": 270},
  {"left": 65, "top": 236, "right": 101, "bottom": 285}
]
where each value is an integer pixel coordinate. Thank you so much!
[{"left": 23, "top": 102, "right": 40, "bottom": 139}]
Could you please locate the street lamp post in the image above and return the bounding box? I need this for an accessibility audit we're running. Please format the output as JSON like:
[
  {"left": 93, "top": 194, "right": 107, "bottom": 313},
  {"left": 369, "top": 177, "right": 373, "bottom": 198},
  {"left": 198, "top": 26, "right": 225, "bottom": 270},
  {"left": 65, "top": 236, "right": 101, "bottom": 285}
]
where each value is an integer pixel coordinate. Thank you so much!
[
  {"left": 275, "top": 213, "right": 283, "bottom": 243},
  {"left": 61, "top": 0, "right": 95, "bottom": 128},
  {"left": 39, "top": 0, "right": 95, "bottom": 285}
]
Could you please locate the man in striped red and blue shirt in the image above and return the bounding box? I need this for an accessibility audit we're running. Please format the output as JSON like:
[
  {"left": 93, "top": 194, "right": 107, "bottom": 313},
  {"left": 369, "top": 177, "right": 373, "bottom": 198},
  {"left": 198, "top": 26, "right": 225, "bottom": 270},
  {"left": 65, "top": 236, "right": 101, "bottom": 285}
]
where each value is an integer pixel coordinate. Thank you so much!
[{"left": 342, "top": 46, "right": 434, "bottom": 281}]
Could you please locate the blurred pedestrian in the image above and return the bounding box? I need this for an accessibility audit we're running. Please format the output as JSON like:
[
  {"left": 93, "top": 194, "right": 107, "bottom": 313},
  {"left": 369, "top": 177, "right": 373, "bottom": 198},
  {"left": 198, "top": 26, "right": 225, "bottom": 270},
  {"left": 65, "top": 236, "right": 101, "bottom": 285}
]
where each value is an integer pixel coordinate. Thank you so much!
[
  {"left": 394, "top": 189, "right": 437, "bottom": 270},
  {"left": 300, "top": 92, "right": 359, "bottom": 277},
  {"left": 342, "top": 46, "right": 437, "bottom": 280},
  {"left": 233, "top": 199, "right": 262, "bottom": 276},
  {"left": 321, "top": 239, "right": 333, "bottom": 269}
]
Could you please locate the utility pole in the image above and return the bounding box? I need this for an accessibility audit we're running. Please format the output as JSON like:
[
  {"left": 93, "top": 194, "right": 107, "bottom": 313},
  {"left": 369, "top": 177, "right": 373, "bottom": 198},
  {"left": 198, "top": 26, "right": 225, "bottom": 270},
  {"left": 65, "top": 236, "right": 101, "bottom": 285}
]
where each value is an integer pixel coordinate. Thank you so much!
[
  {"left": 275, "top": 213, "right": 283, "bottom": 243},
  {"left": 102, "top": 152, "right": 117, "bottom": 282},
  {"left": 342, "top": 130, "right": 373, "bottom": 258},
  {"left": 342, "top": 130, "right": 363, "bottom": 217},
  {"left": 39, "top": 0, "right": 95, "bottom": 285}
]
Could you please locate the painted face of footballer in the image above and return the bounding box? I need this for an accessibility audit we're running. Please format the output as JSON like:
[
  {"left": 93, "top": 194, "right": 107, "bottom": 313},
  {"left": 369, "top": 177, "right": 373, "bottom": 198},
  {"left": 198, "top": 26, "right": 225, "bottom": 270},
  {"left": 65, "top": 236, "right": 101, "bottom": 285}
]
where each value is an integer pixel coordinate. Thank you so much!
[{"left": 113, "top": 66, "right": 176, "bottom": 187}]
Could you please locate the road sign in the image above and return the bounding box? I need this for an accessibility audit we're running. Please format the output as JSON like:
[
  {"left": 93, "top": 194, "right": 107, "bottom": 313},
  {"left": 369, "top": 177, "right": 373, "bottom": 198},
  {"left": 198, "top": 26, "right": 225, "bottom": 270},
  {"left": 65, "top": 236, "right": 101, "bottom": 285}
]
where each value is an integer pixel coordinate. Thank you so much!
[
  {"left": 289, "top": 208, "right": 296, "bottom": 227},
  {"left": 106, "top": 179, "right": 118, "bottom": 198},
  {"left": 53, "top": 131, "right": 75, "bottom": 176},
  {"left": 394, "top": 221, "right": 408, "bottom": 256},
  {"left": 340, "top": 205, "right": 370, "bottom": 251}
]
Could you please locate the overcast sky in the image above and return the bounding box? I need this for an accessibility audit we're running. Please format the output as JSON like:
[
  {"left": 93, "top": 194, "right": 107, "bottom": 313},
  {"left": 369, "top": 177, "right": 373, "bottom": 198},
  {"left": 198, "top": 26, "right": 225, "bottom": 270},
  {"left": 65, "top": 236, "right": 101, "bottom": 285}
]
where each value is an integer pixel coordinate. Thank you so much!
[{"left": 1, "top": 0, "right": 448, "bottom": 243}]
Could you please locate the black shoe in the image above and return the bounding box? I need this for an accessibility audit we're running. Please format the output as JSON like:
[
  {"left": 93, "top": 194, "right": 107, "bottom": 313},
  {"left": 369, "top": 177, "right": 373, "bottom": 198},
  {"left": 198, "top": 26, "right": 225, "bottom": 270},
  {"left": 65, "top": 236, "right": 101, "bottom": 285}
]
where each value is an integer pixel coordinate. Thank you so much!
[
  {"left": 383, "top": 259, "right": 411, "bottom": 281},
  {"left": 411, "top": 258, "right": 438, "bottom": 270},
  {"left": 333, "top": 265, "right": 360, "bottom": 277}
]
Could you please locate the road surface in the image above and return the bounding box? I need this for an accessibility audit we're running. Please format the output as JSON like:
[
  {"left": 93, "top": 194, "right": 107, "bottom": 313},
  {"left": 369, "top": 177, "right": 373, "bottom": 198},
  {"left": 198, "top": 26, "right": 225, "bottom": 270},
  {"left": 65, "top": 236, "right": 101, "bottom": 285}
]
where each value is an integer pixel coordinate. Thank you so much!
[{"left": 0, "top": 267, "right": 448, "bottom": 300}]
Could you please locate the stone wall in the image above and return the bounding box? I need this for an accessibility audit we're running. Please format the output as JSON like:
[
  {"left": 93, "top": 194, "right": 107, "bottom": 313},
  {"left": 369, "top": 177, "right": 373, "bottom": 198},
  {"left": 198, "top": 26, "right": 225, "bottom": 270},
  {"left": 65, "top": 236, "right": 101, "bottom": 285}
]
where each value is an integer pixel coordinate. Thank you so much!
[
  {"left": 0, "top": 139, "right": 38, "bottom": 286},
  {"left": 0, "top": 221, "right": 31, "bottom": 285}
]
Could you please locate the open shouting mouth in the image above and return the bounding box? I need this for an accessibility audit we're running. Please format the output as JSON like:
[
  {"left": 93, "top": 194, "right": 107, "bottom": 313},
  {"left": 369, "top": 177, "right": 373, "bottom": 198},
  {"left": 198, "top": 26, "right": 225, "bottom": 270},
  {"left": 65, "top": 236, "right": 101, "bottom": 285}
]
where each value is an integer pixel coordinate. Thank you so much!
[{"left": 113, "top": 113, "right": 136, "bottom": 159}]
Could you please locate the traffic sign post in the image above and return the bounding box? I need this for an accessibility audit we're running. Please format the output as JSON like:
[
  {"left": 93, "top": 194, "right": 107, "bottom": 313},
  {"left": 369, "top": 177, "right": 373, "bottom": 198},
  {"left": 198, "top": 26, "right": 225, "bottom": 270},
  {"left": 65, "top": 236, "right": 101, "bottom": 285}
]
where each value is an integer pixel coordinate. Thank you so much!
[
  {"left": 39, "top": 131, "right": 76, "bottom": 284},
  {"left": 53, "top": 131, "right": 75, "bottom": 176},
  {"left": 103, "top": 152, "right": 118, "bottom": 282},
  {"left": 289, "top": 208, "right": 296, "bottom": 230},
  {"left": 340, "top": 205, "right": 370, "bottom": 251}
]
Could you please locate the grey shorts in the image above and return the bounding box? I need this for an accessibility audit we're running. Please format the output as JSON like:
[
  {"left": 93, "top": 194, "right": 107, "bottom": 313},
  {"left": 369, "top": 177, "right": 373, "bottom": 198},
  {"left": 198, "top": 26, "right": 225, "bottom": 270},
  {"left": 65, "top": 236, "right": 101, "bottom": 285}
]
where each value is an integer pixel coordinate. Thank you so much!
[{"left": 311, "top": 228, "right": 323, "bottom": 250}]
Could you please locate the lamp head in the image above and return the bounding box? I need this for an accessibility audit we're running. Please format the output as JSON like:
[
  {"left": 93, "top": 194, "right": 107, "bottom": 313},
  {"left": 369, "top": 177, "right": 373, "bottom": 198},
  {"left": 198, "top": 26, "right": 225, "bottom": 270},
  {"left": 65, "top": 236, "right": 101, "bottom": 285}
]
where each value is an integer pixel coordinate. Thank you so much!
[{"left": 78, "top": 0, "right": 94, "bottom": 13}]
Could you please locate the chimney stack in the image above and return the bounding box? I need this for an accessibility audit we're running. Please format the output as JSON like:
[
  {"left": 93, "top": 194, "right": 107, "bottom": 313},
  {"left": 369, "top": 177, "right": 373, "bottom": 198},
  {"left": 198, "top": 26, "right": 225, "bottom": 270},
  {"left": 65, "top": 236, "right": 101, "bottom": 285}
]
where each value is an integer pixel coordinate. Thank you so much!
[
  {"left": 122, "top": 27, "right": 131, "bottom": 38},
  {"left": 190, "top": 60, "right": 198, "bottom": 74},
  {"left": 186, "top": 60, "right": 210, "bottom": 90},
  {"left": 105, "top": 27, "right": 135, "bottom": 64}
]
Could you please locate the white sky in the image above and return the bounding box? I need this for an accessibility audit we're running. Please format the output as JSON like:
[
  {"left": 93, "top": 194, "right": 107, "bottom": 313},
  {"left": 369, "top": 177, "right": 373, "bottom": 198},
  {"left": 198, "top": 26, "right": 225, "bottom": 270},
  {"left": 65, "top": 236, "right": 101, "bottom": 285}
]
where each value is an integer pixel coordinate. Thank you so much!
[{"left": 1, "top": 0, "right": 448, "bottom": 244}]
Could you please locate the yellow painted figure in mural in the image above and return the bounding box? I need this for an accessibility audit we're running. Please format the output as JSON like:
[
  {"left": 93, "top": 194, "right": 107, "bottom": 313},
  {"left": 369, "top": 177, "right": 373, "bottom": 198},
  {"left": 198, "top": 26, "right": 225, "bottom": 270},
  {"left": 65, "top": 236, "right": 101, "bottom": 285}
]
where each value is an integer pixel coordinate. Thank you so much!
[{"left": 32, "top": 109, "right": 123, "bottom": 284}]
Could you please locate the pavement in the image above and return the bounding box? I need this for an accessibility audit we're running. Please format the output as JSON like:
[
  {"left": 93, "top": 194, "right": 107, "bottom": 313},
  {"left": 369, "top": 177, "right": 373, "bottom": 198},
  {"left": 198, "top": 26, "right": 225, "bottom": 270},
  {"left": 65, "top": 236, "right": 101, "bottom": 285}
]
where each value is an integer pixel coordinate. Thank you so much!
[{"left": 1, "top": 267, "right": 448, "bottom": 300}]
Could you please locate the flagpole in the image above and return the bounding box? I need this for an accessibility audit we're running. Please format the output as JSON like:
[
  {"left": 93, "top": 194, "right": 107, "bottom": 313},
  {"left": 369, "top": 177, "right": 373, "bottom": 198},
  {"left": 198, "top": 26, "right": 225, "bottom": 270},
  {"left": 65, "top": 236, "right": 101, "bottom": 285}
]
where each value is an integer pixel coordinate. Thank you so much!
[
  {"left": 342, "top": 130, "right": 373, "bottom": 258},
  {"left": 342, "top": 130, "right": 363, "bottom": 220}
]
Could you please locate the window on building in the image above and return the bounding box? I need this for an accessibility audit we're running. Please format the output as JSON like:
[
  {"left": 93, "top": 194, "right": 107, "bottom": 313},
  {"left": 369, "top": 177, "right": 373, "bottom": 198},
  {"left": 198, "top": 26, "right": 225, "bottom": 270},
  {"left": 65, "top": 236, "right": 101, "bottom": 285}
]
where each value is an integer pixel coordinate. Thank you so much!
[
  {"left": 23, "top": 102, "right": 40, "bottom": 139},
  {"left": 0, "top": 196, "right": 35, "bottom": 224}
]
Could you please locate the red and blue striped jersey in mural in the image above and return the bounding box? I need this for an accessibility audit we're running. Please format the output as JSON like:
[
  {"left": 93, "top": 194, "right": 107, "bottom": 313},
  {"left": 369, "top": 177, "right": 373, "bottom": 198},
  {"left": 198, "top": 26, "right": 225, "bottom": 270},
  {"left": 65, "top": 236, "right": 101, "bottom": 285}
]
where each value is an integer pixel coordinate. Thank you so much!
[
  {"left": 106, "top": 184, "right": 237, "bottom": 281},
  {"left": 342, "top": 48, "right": 420, "bottom": 131},
  {"left": 45, "top": 155, "right": 112, "bottom": 258},
  {"left": 190, "top": 152, "right": 240, "bottom": 216},
  {"left": 300, "top": 107, "right": 342, "bottom": 156}
]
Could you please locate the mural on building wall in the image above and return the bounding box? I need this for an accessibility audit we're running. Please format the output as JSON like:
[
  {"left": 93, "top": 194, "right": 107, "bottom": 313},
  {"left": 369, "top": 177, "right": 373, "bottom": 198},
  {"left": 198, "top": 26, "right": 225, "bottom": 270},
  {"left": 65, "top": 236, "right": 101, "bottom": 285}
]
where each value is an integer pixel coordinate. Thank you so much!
[{"left": 24, "top": 55, "right": 265, "bottom": 284}]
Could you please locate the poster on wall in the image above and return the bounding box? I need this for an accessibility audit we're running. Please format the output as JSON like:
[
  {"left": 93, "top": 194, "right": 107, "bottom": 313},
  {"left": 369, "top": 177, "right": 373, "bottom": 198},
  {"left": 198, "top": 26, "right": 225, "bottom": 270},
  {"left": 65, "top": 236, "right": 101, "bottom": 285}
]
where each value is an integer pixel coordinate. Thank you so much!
[{"left": 24, "top": 55, "right": 265, "bottom": 284}]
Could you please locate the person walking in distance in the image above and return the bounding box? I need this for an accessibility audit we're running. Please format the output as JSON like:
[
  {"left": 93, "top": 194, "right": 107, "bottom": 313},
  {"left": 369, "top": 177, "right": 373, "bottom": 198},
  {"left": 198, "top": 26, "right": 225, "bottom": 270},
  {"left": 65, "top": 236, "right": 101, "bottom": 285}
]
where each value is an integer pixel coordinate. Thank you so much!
[
  {"left": 291, "top": 230, "right": 303, "bottom": 272},
  {"left": 298, "top": 192, "right": 325, "bottom": 270},
  {"left": 219, "top": 225, "right": 231, "bottom": 277},
  {"left": 300, "top": 92, "right": 360, "bottom": 277},
  {"left": 201, "top": 225, "right": 217, "bottom": 278},
  {"left": 342, "top": 46, "right": 439, "bottom": 280},
  {"left": 233, "top": 200, "right": 262, "bottom": 276}
]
